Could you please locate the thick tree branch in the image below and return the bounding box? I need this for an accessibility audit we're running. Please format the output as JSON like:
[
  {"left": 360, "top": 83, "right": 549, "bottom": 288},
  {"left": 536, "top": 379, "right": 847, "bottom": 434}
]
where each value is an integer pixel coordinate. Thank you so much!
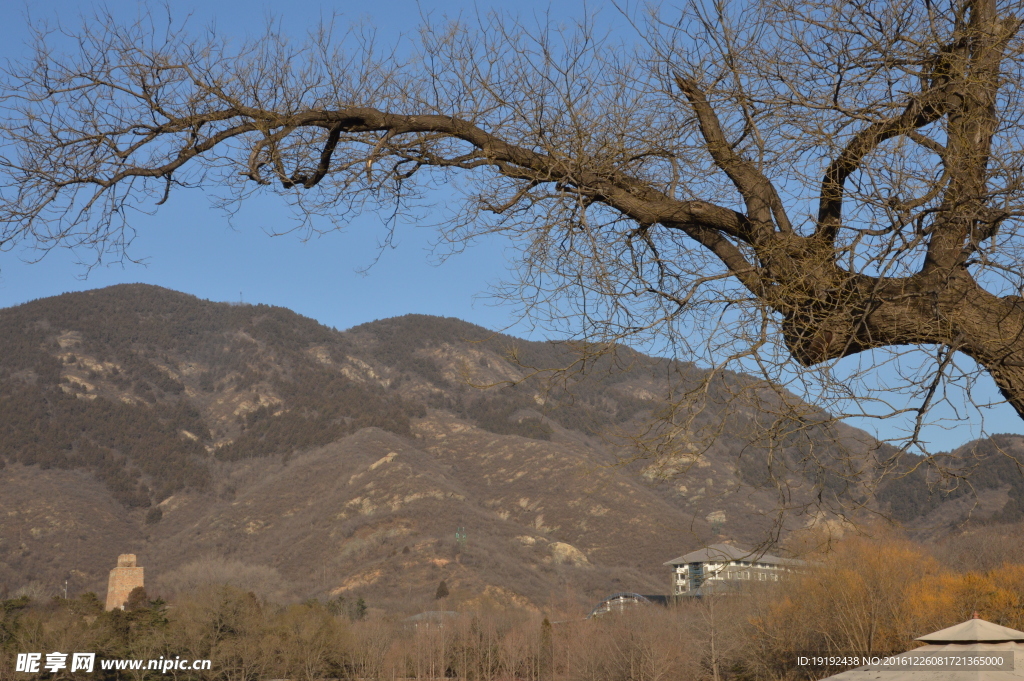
[
  {"left": 923, "top": 0, "right": 1013, "bottom": 272},
  {"left": 815, "top": 97, "right": 948, "bottom": 243},
  {"left": 674, "top": 76, "right": 793, "bottom": 240}
]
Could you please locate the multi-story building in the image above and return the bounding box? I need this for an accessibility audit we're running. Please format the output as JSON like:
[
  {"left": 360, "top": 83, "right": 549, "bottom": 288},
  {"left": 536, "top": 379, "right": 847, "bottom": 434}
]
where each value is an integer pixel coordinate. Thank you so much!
[{"left": 664, "top": 543, "right": 802, "bottom": 596}]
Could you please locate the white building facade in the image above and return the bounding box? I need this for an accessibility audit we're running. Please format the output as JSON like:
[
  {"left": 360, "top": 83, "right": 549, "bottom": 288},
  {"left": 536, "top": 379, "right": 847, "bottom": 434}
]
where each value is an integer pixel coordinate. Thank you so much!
[{"left": 664, "top": 543, "right": 802, "bottom": 596}]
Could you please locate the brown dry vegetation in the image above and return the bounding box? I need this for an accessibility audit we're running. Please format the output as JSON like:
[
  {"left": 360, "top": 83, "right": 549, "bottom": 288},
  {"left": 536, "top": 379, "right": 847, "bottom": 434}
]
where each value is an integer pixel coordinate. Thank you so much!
[{"left": 3, "top": 532, "right": 1024, "bottom": 680}]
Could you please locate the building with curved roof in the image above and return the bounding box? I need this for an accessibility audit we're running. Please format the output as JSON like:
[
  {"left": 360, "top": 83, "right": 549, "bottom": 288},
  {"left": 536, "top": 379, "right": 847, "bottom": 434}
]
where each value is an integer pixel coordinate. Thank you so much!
[{"left": 587, "top": 592, "right": 653, "bottom": 619}]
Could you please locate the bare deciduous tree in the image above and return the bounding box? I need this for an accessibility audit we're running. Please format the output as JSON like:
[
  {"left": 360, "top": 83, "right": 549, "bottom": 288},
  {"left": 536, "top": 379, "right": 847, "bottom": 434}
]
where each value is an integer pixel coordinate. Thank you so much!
[{"left": 2, "top": 0, "right": 1023, "bottom": 452}]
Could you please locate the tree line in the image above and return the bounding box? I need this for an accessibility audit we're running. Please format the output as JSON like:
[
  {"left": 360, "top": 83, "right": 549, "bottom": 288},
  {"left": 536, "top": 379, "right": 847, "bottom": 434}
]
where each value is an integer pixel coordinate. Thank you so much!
[{"left": 3, "top": 530, "right": 1024, "bottom": 680}]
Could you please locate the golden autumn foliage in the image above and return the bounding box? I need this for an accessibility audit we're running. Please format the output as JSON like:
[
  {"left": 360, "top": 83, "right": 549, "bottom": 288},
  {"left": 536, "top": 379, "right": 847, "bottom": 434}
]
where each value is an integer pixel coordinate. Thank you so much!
[
  {"left": 908, "top": 562, "right": 1024, "bottom": 632},
  {"left": 751, "top": 530, "right": 1024, "bottom": 676}
]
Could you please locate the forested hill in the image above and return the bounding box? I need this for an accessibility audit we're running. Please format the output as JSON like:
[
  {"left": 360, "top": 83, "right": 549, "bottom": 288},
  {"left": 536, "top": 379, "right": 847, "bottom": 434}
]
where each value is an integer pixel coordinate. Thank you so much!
[
  {"left": 0, "top": 284, "right": 820, "bottom": 505},
  {"left": 1, "top": 284, "right": 1022, "bottom": 608},
  {"left": 877, "top": 434, "right": 1024, "bottom": 529},
  {"left": 0, "top": 284, "right": 418, "bottom": 506},
  {"left": 0, "top": 284, "right": 692, "bottom": 506}
]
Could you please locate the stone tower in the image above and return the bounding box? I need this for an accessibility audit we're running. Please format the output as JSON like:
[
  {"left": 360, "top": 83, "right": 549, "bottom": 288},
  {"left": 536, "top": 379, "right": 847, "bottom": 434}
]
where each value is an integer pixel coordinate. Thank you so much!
[{"left": 105, "top": 554, "right": 144, "bottom": 611}]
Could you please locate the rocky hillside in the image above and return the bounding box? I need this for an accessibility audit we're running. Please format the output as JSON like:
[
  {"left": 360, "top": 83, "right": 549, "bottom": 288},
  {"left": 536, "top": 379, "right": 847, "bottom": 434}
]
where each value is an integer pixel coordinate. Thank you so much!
[
  {"left": 0, "top": 284, "right": 1020, "bottom": 611},
  {"left": 876, "top": 433, "right": 1024, "bottom": 534}
]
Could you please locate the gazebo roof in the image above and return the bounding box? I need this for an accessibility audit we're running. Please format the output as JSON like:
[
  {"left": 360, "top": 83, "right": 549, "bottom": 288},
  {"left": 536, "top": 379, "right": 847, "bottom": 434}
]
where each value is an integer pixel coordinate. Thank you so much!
[
  {"left": 820, "top": 616, "right": 1024, "bottom": 680},
  {"left": 915, "top": 617, "right": 1024, "bottom": 644}
]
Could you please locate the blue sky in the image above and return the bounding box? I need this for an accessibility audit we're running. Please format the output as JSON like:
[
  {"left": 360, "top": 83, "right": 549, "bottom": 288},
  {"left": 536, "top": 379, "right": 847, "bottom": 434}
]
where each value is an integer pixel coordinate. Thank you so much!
[
  {"left": 1, "top": 0, "right": 1021, "bottom": 450},
  {"left": 0, "top": 0, "right": 548, "bottom": 335}
]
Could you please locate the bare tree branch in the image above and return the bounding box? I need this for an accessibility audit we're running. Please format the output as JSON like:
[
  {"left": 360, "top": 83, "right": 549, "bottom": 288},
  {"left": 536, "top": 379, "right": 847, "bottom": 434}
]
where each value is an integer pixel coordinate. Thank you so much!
[{"left": 1, "top": 0, "right": 1024, "bottom": 449}]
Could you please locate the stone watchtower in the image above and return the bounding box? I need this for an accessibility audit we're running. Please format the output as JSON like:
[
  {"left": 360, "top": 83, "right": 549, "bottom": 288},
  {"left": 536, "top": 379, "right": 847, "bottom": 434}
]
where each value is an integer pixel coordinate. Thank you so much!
[{"left": 105, "top": 554, "right": 144, "bottom": 611}]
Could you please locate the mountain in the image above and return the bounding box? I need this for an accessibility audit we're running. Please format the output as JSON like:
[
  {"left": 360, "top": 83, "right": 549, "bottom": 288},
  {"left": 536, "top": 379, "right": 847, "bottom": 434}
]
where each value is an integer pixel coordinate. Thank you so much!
[
  {"left": 876, "top": 433, "right": 1024, "bottom": 533},
  {"left": 0, "top": 284, "right": 1018, "bottom": 611}
]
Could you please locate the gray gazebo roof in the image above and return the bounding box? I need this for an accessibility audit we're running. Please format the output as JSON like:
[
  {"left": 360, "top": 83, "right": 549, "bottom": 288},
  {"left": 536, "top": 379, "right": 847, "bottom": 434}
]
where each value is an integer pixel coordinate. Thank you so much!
[
  {"left": 916, "top": 618, "right": 1024, "bottom": 644},
  {"left": 822, "top": 616, "right": 1024, "bottom": 680},
  {"left": 663, "top": 543, "right": 798, "bottom": 567}
]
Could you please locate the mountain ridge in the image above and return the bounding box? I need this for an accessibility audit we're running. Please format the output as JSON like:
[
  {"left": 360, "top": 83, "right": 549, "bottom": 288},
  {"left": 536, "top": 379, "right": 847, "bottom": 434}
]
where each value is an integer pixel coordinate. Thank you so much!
[{"left": 1, "top": 284, "right": 1022, "bottom": 610}]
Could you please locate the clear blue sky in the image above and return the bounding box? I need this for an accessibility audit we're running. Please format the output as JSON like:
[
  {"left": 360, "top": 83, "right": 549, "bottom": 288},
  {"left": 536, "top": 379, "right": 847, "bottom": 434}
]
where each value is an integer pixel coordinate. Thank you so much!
[
  {"left": 0, "top": 0, "right": 546, "bottom": 335},
  {"left": 1, "top": 0, "right": 1021, "bottom": 451}
]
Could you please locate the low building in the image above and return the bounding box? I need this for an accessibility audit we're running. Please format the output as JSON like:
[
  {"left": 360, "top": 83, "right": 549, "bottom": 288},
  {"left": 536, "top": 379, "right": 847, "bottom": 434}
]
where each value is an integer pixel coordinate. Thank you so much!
[
  {"left": 105, "top": 553, "right": 144, "bottom": 611},
  {"left": 663, "top": 543, "right": 801, "bottom": 596},
  {"left": 587, "top": 592, "right": 654, "bottom": 619},
  {"left": 403, "top": 611, "right": 459, "bottom": 630}
]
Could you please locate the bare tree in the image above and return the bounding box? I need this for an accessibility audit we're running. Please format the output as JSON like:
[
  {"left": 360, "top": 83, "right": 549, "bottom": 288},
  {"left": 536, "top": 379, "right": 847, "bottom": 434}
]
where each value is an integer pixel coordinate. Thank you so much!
[
  {"left": 350, "top": 617, "right": 395, "bottom": 680},
  {"left": 1, "top": 0, "right": 1023, "bottom": 452}
]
